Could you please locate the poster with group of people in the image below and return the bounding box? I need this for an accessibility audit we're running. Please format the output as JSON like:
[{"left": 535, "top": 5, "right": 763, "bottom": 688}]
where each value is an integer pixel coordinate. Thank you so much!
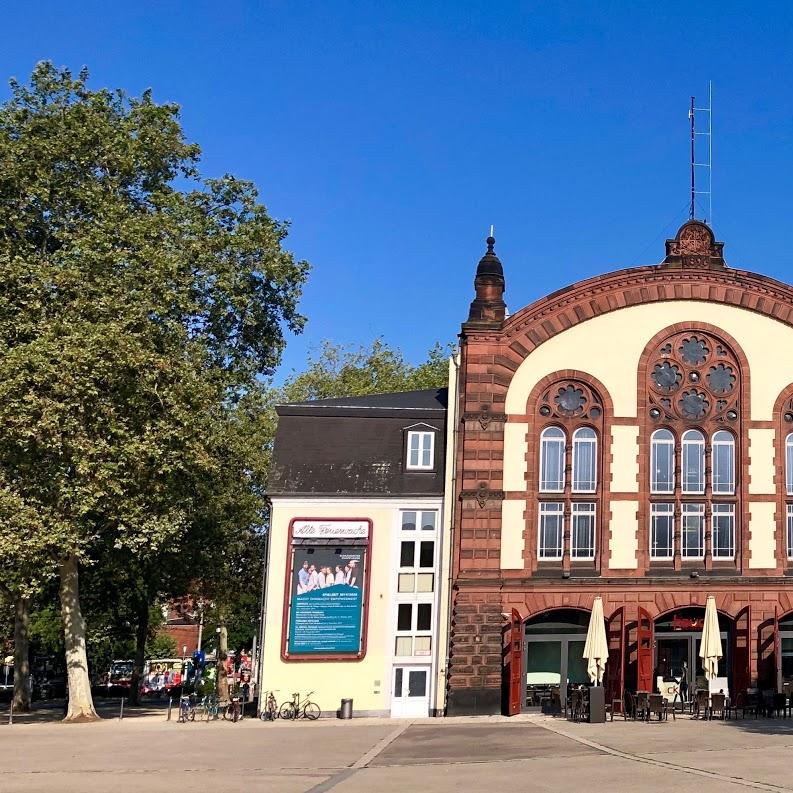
[{"left": 287, "top": 546, "right": 366, "bottom": 655}]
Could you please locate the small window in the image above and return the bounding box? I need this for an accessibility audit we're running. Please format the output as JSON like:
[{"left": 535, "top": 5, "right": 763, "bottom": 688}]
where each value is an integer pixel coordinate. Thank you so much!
[
  {"left": 650, "top": 429, "right": 675, "bottom": 494},
  {"left": 681, "top": 503, "right": 705, "bottom": 559},
  {"left": 539, "top": 427, "right": 566, "bottom": 493},
  {"left": 712, "top": 431, "right": 735, "bottom": 495},
  {"left": 397, "top": 603, "right": 412, "bottom": 631},
  {"left": 407, "top": 431, "right": 434, "bottom": 470},
  {"left": 650, "top": 503, "right": 674, "bottom": 560},
  {"left": 417, "top": 603, "right": 432, "bottom": 631},
  {"left": 400, "top": 541, "right": 415, "bottom": 568},
  {"left": 401, "top": 511, "right": 417, "bottom": 531},
  {"left": 712, "top": 503, "right": 735, "bottom": 559},
  {"left": 538, "top": 502, "right": 564, "bottom": 560},
  {"left": 787, "top": 434, "right": 793, "bottom": 496},
  {"left": 420, "top": 511, "right": 437, "bottom": 531},
  {"left": 570, "top": 502, "right": 595, "bottom": 559},
  {"left": 419, "top": 541, "right": 434, "bottom": 568},
  {"left": 572, "top": 428, "right": 597, "bottom": 493},
  {"left": 681, "top": 430, "right": 705, "bottom": 494}
]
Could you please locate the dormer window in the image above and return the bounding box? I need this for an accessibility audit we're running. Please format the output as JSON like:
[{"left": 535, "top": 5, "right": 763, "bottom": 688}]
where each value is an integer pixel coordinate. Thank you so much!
[{"left": 407, "top": 430, "right": 435, "bottom": 470}]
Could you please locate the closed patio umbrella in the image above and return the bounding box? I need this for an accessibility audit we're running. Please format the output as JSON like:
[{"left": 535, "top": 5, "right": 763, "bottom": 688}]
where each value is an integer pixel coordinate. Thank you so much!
[
  {"left": 699, "top": 596, "right": 723, "bottom": 681},
  {"left": 583, "top": 596, "right": 608, "bottom": 685}
]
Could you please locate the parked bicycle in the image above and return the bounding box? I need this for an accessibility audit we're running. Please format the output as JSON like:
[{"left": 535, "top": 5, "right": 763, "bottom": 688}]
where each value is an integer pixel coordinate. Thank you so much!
[
  {"left": 279, "top": 691, "right": 320, "bottom": 721},
  {"left": 177, "top": 694, "right": 197, "bottom": 723},
  {"left": 260, "top": 690, "right": 279, "bottom": 721},
  {"left": 224, "top": 693, "right": 243, "bottom": 722}
]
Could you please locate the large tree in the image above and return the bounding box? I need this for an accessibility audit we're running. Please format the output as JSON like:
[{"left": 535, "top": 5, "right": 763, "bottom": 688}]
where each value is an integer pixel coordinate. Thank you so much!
[{"left": 0, "top": 63, "right": 308, "bottom": 721}]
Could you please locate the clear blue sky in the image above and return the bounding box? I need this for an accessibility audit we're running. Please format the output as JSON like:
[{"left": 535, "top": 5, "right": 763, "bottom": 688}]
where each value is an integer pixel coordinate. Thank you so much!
[{"left": 3, "top": 2, "right": 793, "bottom": 381}]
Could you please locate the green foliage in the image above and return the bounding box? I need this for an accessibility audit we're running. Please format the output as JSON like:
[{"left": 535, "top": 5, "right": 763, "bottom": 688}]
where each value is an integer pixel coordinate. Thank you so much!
[
  {"left": 281, "top": 339, "right": 453, "bottom": 403},
  {"left": 146, "top": 631, "right": 177, "bottom": 659},
  {"left": 0, "top": 63, "right": 309, "bottom": 690}
]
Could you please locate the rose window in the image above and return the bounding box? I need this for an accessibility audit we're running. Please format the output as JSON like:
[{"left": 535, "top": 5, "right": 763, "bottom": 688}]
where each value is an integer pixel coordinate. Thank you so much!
[
  {"left": 707, "top": 364, "right": 735, "bottom": 394},
  {"left": 554, "top": 385, "right": 586, "bottom": 416},
  {"left": 652, "top": 362, "right": 682, "bottom": 392},
  {"left": 680, "top": 337, "right": 709, "bottom": 366}
]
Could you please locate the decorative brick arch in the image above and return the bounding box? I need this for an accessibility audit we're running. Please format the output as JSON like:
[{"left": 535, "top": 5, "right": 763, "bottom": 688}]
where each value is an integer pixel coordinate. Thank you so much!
[{"left": 635, "top": 322, "right": 752, "bottom": 575}]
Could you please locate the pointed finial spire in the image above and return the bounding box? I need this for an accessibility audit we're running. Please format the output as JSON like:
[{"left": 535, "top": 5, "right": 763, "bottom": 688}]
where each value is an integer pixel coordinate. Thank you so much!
[
  {"left": 464, "top": 227, "right": 506, "bottom": 328},
  {"left": 487, "top": 225, "right": 495, "bottom": 253}
]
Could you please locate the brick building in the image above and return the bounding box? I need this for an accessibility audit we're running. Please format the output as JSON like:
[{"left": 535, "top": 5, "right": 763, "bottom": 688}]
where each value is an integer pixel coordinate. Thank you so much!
[{"left": 448, "top": 221, "right": 793, "bottom": 715}]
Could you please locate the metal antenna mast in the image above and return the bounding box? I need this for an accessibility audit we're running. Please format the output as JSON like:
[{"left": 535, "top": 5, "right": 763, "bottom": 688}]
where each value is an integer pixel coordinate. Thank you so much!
[{"left": 689, "top": 82, "right": 713, "bottom": 223}]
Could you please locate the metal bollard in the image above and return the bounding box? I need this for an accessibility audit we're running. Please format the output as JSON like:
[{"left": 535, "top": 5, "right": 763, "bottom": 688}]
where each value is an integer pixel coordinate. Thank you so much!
[
  {"left": 339, "top": 698, "right": 353, "bottom": 719},
  {"left": 8, "top": 700, "right": 13, "bottom": 725},
  {"left": 167, "top": 697, "right": 172, "bottom": 721},
  {"left": 119, "top": 697, "right": 125, "bottom": 720}
]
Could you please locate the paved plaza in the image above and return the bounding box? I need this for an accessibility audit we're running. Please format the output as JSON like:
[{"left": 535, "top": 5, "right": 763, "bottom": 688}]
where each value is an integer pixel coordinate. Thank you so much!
[{"left": 4, "top": 705, "right": 793, "bottom": 792}]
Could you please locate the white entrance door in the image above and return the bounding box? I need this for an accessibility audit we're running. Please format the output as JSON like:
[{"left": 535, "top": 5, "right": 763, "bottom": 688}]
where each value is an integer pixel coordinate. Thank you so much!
[{"left": 391, "top": 665, "right": 430, "bottom": 718}]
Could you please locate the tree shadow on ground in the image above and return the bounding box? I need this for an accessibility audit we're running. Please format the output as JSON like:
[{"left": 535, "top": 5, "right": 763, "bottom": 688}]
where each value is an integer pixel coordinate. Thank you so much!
[{"left": 0, "top": 698, "right": 168, "bottom": 725}]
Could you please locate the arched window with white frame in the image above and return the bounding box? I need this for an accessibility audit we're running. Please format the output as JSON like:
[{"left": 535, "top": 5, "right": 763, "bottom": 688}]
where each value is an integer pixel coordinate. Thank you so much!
[
  {"left": 681, "top": 429, "right": 705, "bottom": 494},
  {"left": 539, "top": 426, "right": 566, "bottom": 493},
  {"left": 786, "top": 433, "right": 793, "bottom": 496},
  {"left": 572, "top": 427, "right": 597, "bottom": 493},
  {"left": 712, "top": 430, "right": 735, "bottom": 495},
  {"left": 650, "top": 429, "right": 675, "bottom": 494}
]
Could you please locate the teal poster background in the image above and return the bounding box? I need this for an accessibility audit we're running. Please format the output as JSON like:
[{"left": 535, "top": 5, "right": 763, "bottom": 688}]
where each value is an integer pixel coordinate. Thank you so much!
[{"left": 288, "top": 547, "right": 365, "bottom": 654}]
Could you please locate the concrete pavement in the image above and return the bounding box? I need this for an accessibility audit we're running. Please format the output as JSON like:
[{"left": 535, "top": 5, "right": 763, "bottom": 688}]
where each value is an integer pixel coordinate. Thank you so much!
[{"left": 3, "top": 709, "right": 793, "bottom": 792}]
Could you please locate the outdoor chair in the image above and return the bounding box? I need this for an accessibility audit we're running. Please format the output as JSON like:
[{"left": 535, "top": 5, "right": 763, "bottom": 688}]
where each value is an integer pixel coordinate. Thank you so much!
[
  {"left": 624, "top": 690, "right": 637, "bottom": 720},
  {"left": 693, "top": 689, "right": 710, "bottom": 719},
  {"left": 609, "top": 691, "right": 627, "bottom": 721},
  {"left": 772, "top": 692, "right": 788, "bottom": 718},
  {"left": 647, "top": 693, "right": 672, "bottom": 721},
  {"left": 709, "top": 692, "right": 726, "bottom": 720},
  {"left": 761, "top": 690, "right": 776, "bottom": 717},
  {"left": 569, "top": 688, "right": 585, "bottom": 723},
  {"left": 634, "top": 691, "right": 650, "bottom": 721},
  {"left": 726, "top": 691, "right": 756, "bottom": 720}
]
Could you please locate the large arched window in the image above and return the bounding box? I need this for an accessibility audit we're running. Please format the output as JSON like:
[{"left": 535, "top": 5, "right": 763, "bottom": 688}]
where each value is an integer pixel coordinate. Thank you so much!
[
  {"left": 712, "top": 431, "right": 735, "bottom": 495},
  {"left": 532, "top": 378, "right": 605, "bottom": 566},
  {"left": 539, "top": 427, "right": 565, "bottom": 493},
  {"left": 644, "top": 329, "right": 742, "bottom": 565},
  {"left": 681, "top": 430, "right": 705, "bottom": 494},
  {"left": 572, "top": 427, "right": 597, "bottom": 493},
  {"left": 650, "top": 429, "right": 675, "bottom": 494}
]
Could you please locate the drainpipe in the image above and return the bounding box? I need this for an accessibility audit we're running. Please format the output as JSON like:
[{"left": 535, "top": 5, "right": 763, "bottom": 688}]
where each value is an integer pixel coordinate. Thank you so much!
[{"left": 442, "top": 349, "right": 461, "bottom": 715}]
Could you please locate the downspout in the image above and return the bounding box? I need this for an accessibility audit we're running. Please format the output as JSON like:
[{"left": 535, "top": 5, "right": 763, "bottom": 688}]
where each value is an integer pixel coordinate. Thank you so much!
[
  {"left": 256, "top": 499, "right": 272, "bottom": 713},
  {"left": 442, "top": 348, "right": 461, "bottom": 715}
]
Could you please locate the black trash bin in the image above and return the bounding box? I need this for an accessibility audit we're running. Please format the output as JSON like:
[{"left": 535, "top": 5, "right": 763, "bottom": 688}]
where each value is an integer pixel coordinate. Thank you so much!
[
  {"left": 338, "top": 698, "right": 353, "bottom": 719},
  {"left": 588, "top": 686, "right": 606, "bottom": 723}
]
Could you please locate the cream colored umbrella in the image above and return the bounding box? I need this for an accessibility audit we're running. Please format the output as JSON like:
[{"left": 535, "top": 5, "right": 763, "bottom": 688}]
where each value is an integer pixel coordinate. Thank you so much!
[
  {"left": 583, "top": 596, "right": 609, "bottom": 685},
  {"left": 699, "top": 596, "right": 723, "bottom": 681}
]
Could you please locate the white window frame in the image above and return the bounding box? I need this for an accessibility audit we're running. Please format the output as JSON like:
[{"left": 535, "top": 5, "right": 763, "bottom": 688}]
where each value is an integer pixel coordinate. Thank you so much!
[
  {"left": 539, "top": 427, "right": 566, "bottom": 493},
  {"left": 650, "top": 503, "right": 674, "bottom": 560},
  {"left": 570, "top": 502, "right": 596, "bottom": 560},
  {"left": 538, "top": 502, "right": 564, "bottom": 560},
  {"left": 395, "top": 509, "right": 438, "bottom": 659},
  {"left": 786, "top": 433, "right": 793, "bottom": 496},
  {"left": 572, "top": 427, "right": 597, "bottom": 494},
  {"left": 681, "top": 429, "right": 706, "bottom": 495},
  {"left": 711, "top": 430, "right": 736, "bottom": 495},
  {"left": 406, "top": 430, "right": 435, "bottom": 471},
  {"left": 711, "top": 503, "right": 735, "bottom": 560},
  {"left": 681, "top": 503, "right": 705, "bottom": 559},
  {"left": 787, "top": 504, "right": 793, "bottom": 560},
  {"left": 650, "top": 429, "right": 675, "bottom": 494}
]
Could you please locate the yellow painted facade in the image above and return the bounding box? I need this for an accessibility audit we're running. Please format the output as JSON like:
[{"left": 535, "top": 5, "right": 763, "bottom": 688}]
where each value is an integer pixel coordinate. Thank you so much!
[
  {"left": 501, "top": 299, "right": 793, "bottom": 570},
  {"left": 608, "top": 500, "right": 639, "bottom": 569},
  {"left": 610, "top": 425, "right": 639, "bottom": 493},
  {"left": 748, "top": 428, "right": 776, "bottom": 495},
  {"left": 749, "top": 501, "right": 777, "bottom": 569},
  {"left": 500, "top": 499, "right": 527, "bottom": 569}
]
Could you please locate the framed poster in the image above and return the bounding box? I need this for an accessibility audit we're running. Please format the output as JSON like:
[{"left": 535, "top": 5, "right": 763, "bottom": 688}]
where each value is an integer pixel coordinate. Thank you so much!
[{"left": 281, "top": 518, "right": 372, "bottom": 661}]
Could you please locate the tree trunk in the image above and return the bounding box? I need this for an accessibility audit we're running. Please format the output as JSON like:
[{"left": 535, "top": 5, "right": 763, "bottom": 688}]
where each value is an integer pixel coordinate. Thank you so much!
[
  {"left": 59, "top": 555, "right": 99, "bottom": 722},
  {"left": 217, "top": 622, "right": 229, "bottom": 702},
  {"left": 12, "top": 596, "right": 31, "bottom": 712},
  {"left": 128, "top": 599, "right": 148, "bottom": 706}
]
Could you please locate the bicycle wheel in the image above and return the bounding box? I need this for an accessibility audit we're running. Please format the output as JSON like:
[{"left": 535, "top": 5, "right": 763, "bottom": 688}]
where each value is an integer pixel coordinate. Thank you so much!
[
  {"left": 279, "top": 702, "right": 296, "bottom": 720},
  {"left": 188, "top": 707, "right": 196, "bottom": 722},
  {"left": 302, "top": 702, "right": 320, "bottom": 721},
  {"left": 223, "top": 703, "right": 233, "bottom": 721}
]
